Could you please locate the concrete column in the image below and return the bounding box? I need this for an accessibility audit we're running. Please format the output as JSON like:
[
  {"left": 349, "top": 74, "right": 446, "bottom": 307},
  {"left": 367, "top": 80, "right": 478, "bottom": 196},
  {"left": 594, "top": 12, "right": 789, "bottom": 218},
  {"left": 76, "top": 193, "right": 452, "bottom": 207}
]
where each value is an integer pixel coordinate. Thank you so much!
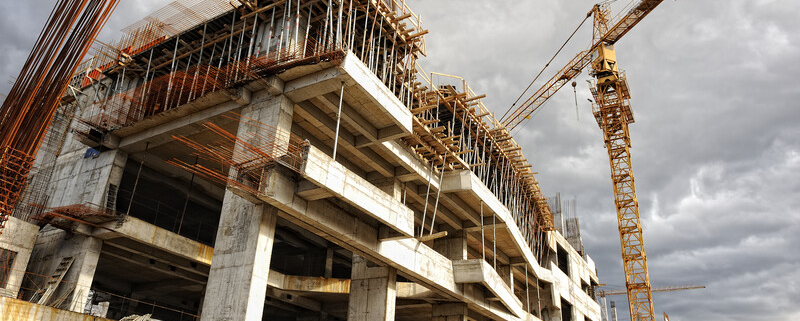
[
  {"left": 430, "top": 230, "right": 470, "bottom": 321},
  {"left": 432, "top": 302, "right": 468, "bottom": 321},
  {"left": 37, "top": 231, "right": 102, "bottom": 313},
  {"left": 66, "top": 235, "right": 101, "bottom": 313},
  {"left": 48, "top": 148, "right": 126, "bottom": 209},
  {"left": 433, "top": 230, "right": 467, "bottom": 261},
  {"left": 497, "top": 264, "right": 514, "bottom": 289},
  {"left": 200, "top": 191, "right": 278, "bottom": 321},
  {"left": 303, "top": 248, "right": 327, "bottom": 276},
  {"left": 200, "top": 92, "right": 292, "bottom": 321},
  {"left": 347, "top": 254, "right": 397, "bottom": 321},
  {"left": 0, "top": 217, "right": 39, "bottom": 299},
  {"left": 238, "top": 93, "right": 294, "bottom": 151},
  {"left": 371, "top": 177, "right": 403, "bottom": 201},
  {"left": 324, "top": 246, "right": 334, "bottom": 278}
]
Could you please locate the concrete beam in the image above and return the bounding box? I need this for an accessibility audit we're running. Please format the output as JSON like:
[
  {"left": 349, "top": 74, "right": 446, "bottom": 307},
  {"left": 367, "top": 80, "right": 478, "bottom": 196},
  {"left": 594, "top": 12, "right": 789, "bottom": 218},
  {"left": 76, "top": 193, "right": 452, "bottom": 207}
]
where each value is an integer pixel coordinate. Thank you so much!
[
  {"left": 102, "top": 245, "right": 205, "bottom": 284},
  {"left": 316, "top": 93, "right": 407, "bottom": 148},
  {"left": 94, "top": 216, "right": 214, "bottom": 266},
  {"left": 0, "top": 296, "right": 114, "bottom": 321},
  {"left": 381, "top": 140, "right": 440, "bottom": 189},
  {"left": 101, "top": 239, "right": 209, "bottom": 279},
  {"left": 284, "top": 67, "right": 346, "bottom": 103},
  {"left": 296, "top": 179, "right": 333, "bottom": 201},
  {"left": 267, "top": 287, "right": 322, "bottom": 312},
  {"left": 318, "top": 92, "right": 379, "bottom": 142},
  {"left": 403, "top": 182, "right": 463, "bottom": 231},
  {"left": 339, "top": 52, "right": 412, "bottom": 135},
  {"left": 295, "top": 99, "right": 395, "bottom": 177},
  {"left": 131, "top": 279, "right": 204, "bottom": 294},
  {"left": 432, "top": 303, "right": 469, "bottom": 321}
]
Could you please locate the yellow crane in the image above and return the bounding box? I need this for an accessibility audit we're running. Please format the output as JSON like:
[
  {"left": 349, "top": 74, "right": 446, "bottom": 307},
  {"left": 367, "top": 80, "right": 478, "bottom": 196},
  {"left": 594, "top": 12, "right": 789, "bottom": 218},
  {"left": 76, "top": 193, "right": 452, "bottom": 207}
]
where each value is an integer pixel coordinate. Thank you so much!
[{"left": 500, "top": 1, "right": 666, "bottom": 320}]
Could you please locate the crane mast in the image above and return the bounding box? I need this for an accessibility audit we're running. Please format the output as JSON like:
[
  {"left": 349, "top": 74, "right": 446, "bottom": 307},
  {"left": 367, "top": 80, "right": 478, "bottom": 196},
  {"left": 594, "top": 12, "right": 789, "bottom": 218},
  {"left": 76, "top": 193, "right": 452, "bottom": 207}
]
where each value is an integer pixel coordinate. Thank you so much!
[
  {"left": 589, "top": 3, "right": 656, "bottom": 321},
  {"left": 500, "top": 1, "right": 666, "bottom": 320}
]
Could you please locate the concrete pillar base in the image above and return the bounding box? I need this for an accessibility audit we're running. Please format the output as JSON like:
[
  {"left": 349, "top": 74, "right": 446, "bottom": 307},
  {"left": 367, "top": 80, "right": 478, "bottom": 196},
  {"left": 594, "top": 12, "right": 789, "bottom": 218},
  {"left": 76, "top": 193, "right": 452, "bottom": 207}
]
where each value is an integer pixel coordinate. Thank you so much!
[
  {"left": 199, "top": 192, "right": 278, "bottom": 321},
  {"left": 347, "top": 254, "right": 397, "bottom": 321}
]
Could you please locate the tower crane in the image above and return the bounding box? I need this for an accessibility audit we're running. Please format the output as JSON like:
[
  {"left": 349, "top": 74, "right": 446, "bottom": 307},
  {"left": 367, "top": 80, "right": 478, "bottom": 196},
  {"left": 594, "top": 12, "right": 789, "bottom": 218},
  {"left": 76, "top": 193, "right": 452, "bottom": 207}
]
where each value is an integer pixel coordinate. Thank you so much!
[{"left": 499, "top": 1, "right": 666, "bottom": 320}]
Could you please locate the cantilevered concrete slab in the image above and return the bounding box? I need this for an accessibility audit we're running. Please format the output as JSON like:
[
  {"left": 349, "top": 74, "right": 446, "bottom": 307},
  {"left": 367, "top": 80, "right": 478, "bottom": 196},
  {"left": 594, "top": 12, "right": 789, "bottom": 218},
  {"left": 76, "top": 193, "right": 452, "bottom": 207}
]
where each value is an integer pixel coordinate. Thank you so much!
[
  {"left": 452, "top": 259, "right": 523, "bottom": 317},
  {"left": 441, "top": 169, "right": 553, "bottom": 282},
  {"left": 284, "top": 52, "right": 412, "bottom": 157},
  {"left": 301, "top": 147, "right": 415, "bottom": 237}
]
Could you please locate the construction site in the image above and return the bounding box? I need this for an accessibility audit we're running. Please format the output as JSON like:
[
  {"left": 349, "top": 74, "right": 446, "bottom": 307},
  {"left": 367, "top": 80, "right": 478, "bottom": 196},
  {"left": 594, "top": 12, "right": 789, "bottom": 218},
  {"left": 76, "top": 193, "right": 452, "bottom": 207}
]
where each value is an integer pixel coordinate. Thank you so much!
[{"left": 0, "top": 0, "right": 675, "bottom": 320}]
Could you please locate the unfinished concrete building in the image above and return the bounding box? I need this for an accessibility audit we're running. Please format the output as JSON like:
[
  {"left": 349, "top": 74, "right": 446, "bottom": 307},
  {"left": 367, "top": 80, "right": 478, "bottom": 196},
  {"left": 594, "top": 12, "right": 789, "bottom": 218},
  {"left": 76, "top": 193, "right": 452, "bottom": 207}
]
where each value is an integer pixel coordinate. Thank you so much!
[{"left": 0, "top": 1, "right": 601, "bottom": 320}]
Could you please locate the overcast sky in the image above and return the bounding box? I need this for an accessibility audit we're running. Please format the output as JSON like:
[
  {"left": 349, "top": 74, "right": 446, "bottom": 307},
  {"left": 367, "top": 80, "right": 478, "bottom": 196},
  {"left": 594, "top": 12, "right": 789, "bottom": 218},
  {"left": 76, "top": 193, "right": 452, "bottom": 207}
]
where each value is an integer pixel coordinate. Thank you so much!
[{"left": 2, "top": 1, "right": 798, "bottom": 321}]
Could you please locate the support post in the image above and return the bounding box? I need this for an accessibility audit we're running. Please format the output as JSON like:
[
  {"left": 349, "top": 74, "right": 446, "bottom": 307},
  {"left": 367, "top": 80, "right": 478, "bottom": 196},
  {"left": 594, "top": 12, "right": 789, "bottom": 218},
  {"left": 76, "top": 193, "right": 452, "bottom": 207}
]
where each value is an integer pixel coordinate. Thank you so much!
[
  {"left": 347, "top": 254, "right": 397, "bottom": 321},
  {"left": 199, "top": 192, "right": 278, "bottom": 321},
  {"left": 200, "top": 92, "right": 293, "bottom": 321},
  {"left": 34, "top": 231, "right": 103, "bottom": 313},
  {"left": 433, "top": 230, "right": 467, "bottom": 261},
  {"left": 497, "top": 264, "right": 514, "bottom": 289}
]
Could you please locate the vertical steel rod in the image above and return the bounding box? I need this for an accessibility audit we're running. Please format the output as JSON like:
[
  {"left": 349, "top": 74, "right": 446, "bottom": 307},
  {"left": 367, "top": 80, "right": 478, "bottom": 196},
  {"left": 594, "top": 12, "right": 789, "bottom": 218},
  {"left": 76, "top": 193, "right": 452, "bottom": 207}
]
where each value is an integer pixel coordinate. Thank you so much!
[{"left": 332, "top": 82, "right": 345, "bottom": 161}]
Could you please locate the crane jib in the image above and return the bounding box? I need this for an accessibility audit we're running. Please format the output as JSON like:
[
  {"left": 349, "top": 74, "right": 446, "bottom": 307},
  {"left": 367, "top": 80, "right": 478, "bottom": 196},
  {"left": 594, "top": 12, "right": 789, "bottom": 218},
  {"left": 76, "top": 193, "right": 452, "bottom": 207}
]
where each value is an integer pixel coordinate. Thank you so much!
[{"left": 501, "top": 0, "right": 664, "bottom": 130}]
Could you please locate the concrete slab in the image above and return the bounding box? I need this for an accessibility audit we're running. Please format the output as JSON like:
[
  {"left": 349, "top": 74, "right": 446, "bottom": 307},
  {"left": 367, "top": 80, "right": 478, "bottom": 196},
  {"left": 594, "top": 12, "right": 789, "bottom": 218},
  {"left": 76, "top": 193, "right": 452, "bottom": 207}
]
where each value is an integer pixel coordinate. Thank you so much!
[
  {"left": 117, "top": 98, "right": 244, "bottom": 152},
  {"left": 111, "top": 87, "right": 255, "bottom": 138}
]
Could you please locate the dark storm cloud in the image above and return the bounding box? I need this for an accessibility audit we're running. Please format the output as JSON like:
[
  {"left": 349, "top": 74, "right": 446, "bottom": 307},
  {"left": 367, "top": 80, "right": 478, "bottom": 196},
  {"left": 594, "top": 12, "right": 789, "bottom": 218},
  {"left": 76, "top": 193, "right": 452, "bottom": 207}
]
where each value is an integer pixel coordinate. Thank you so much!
[{"left": 1, "top": 1, "right": 797, "bottom": 320}]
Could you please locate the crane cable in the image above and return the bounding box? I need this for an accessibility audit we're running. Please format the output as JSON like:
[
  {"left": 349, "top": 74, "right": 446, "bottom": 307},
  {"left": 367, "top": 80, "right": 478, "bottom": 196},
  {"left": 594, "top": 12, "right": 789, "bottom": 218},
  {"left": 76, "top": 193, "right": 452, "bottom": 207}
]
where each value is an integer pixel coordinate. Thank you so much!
[{"left": 500, "top": 12, "right": 592, "bottom": 123}]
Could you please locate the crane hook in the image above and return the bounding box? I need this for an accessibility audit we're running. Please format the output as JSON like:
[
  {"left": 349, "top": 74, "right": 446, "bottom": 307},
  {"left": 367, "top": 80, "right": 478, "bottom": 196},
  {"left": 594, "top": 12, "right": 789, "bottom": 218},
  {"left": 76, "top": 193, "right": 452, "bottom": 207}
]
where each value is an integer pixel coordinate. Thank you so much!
[{"left": 572, "top": 81, "right": 579, "bottom": 121}]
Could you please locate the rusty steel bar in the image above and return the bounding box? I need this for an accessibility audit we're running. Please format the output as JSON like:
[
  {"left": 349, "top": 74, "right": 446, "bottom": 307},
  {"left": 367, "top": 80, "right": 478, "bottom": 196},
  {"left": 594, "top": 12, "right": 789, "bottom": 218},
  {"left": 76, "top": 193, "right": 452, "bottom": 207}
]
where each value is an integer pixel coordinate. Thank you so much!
[{"left": 0, "top": 0, "right": 121, "bottom": 234}]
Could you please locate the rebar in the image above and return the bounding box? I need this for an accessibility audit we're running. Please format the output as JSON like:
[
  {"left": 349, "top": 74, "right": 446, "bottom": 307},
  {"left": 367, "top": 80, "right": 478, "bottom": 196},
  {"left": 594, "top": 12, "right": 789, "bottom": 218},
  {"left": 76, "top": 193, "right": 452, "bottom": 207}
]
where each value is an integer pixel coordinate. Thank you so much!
[{"left": 0, "top": 0, "right": 121, "bottom": 234}]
